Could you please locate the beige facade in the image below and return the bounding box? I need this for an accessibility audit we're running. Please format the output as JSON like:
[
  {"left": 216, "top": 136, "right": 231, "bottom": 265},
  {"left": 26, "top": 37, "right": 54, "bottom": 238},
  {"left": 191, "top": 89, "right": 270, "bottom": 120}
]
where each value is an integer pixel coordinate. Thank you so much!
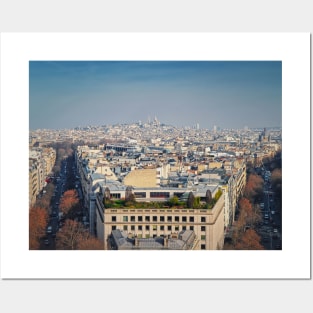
[
  {"left": 29, "top": 147, "right": 56, "bottom": 208},
  {"left": 208, "top": 161, "right": 223, "bottom": 169},
  {"left": 41, "top": 147, "right": 56, "bottom": 177},
  {"left": 29, "top": 163, "right": 38, "bottom": 207},
  {"left": 124, "top": 168, "right": 158, "bottom": 187},
  {"left": 95, "top": 192, "right": 225, "bottom": 250}
]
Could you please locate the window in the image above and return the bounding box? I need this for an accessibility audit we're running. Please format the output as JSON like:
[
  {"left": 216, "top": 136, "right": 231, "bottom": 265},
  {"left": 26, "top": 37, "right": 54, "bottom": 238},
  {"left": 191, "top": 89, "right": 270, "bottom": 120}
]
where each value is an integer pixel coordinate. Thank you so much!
[
  {"left": 190, "top": 226, "right": 194, "bottom": 231},
  {"left": 167, "top": 216, "right": 172, "bottom": 222},
  {"left": 145, "top": 234, "right": 150, "bottom": 238},
  {"left": 201, "top": 226, "right": 206, "bottom": 232},
  {"left": 138, "top": 216, "right": 143, "bottom": 222},
  {"left": 201, "top": 217, "right": 206, "bottom": 223},
  {"left": 182, "top": 226, "right": 186, "bottom": 230},
  {"left": 153, "top": 225, "right": 157, "bottom": 231},
  {"left": 201, "top": 244, "right": 206, "bottom": 250},
  {"left": 175, "top": 216, "right": 179, "bottom": 222},
  {"left": 131, "top": 225, "right": 135, "bottom": 231},
  {"left": 174, "top": 192, "right": 184, "bottom": 198},
  {"left": 168, "top": 225, "right": 172, "bottom": 231},
  {"left": 145, "top": 216, "right": 150, "bottom": 222},
  {"left": 150, "top": 192, "right": 170, "bottom": 198},
  {"left": 175, "top": 226, "right": 179, "bottom": 231},
  {"left": 123, "top": 225, "right": 128, "bottom": 231},
  {"left": 182, "top": 216, "right": 187, "bottom": 222},
  {"left": 112, "top": 216, "right": 116, "bottom": 222},
  {"left": 145, "top": 225, "right": 150, "bottom": 231},
  {"left": 112, "top": 225, "right": 116, "bottom": 230},
  {"left": 160, "top": 225, "right": 164, "bottom": 231},
  {"left": 160, "top": 216, "right": 165, "bottom": 222},
  {"left": 201, "top": 235, "right": 206, "bottom": 240},
  {"left": 123, "top": 216, "right": 128, "bottom": 222},
  {"left": 131, "top": 216, "right": 136, "bottom": 222},
  {"left": 138, "top": 225, "right": 142, "bottom": 231},
  {"left": 134, "top": 192, "right": 146, "bottom": 198},
  {"left": 189, "top": 216, "right": 194, "bottom": 222},
  {"left": 153, "top": 216, "right": 158, "bottom": 222}
]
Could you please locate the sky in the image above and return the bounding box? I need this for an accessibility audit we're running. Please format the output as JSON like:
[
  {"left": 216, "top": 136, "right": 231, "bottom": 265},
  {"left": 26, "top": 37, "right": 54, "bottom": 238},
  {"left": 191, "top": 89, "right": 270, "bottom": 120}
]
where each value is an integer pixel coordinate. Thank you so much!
[{"left": 29, "top": 61, "right": 282, "bottom": 130}]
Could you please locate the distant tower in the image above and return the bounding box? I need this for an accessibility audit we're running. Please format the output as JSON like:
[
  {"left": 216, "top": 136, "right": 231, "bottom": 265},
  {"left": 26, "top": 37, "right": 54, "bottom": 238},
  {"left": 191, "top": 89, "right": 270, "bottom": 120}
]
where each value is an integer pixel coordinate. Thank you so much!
[
  {"left": 196, "top": 123, "right": 200, "bottom": 130},
  {"left": 213, "top": 125, "right": 217, "bottom": 133}
]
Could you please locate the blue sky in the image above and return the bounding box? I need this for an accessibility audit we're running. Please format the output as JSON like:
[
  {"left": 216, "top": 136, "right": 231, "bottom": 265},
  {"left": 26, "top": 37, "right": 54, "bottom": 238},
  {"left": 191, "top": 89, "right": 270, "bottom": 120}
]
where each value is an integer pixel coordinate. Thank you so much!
[{"left": 29, "top": 61, "right": 282, "bottom": 130}]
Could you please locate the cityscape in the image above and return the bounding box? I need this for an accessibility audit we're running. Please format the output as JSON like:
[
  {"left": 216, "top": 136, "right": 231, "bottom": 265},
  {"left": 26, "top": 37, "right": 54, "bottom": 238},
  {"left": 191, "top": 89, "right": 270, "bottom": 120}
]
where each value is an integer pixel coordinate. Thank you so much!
[{"left": 29, "top": 61, "right": 282, "bottom": 250}]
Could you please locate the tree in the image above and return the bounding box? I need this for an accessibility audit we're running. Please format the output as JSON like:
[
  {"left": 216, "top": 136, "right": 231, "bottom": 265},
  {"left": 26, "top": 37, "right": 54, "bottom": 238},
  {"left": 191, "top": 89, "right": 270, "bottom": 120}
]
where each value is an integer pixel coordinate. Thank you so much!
[
  {"left": 58, "top": 148, "right": 66, "bottom": 159},
  {"left": 193, "top": 196, "right": 201, "bottom": 209},
  {"left": 169, "top": 195, "right": 179, "bottom": 207},
  {"left": 35, "top": 197, "right": 50, "bottom": 210},
  {"left": 56, "top": 220, "right": 87, "bottom": 250},
  {"left": 66, "top": 147, "right": 73, "bottom": 156},
  {"left": 214, "top": 188, "right": 223, "bottom": 202},
  {"left": 239, "top": 197, "right": 253, "bottom": 216},
  {"left": 244, "top": 173, "right": 264, "bottom": 202},
  {"left": 271, "top": 168, "right": 282, "bottom": 213},
  {"left": 205, "top": 189, "right": 212, "bottom": 203},
  {"left": 187, "top": 192, "right": 195, "bottom": 208},
  {"left": 59, "top": 189, "right": 79, "bottom": 215},
  {"left": 124, "top": 186, "right": 136, "bottom": 206},
  {"left": 234, "top": 229, "right": 264, "bottom": 250},
  {"left": 104, "top": 187, "right": 111, "bottom": 202},
  {"left": 29, "top": 207, "right": 48, "bottom": 249},
  {"left": 271, "top": 168, "right": 282, "bottom": 190},
  {"left": 56, "top": 220, "right": 103, "bottom": 250},
  {"left": 77, "top": 237, "right": 104, "bottom": 250}
]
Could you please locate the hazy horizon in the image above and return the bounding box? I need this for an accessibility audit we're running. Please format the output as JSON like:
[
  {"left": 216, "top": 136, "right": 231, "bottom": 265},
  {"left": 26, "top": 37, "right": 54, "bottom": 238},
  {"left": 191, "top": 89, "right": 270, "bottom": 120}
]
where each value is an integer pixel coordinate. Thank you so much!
[{"left": 29, "top": 61, "right": 282, "bottom": 130}]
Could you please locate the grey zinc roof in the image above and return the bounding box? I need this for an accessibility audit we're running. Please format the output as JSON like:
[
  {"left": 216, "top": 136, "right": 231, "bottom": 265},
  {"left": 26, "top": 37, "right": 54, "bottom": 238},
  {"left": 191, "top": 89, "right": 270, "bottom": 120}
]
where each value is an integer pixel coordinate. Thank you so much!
[
  {"left": 90, "top": 173, "right": 106, "bottom": 180},
  {"left": 111, "top": 229, "right": 133, "bottom": 249},
  {"left": 111, "top": 230, "right": 196, "bottom": 250}
]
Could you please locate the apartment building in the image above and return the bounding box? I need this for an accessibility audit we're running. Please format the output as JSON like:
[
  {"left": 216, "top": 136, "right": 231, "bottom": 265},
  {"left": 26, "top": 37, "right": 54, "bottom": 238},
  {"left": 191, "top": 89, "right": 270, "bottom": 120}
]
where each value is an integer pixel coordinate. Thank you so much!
[
  {"left": 28, "top": 147, "right": 56, "bottom": 207},
  {"left": 95, "top": 185, "right": 225, "bottom": 250},
  {"left": 29, "top": 160, "right": 39, "bottom": 206}
]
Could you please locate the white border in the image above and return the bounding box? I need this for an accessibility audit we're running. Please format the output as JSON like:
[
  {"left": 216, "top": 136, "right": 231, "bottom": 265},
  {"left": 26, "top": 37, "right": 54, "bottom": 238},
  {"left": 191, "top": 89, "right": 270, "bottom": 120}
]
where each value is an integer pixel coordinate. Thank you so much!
[{"left": 0, "top": 33, "right": 310, "bottom": 279}]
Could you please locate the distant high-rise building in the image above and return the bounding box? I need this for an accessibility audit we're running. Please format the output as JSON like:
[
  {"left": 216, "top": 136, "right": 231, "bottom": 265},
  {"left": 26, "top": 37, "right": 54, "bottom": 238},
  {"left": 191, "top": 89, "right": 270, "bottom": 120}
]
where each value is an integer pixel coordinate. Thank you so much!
[
  {"left": 213, "top": 125, "right": 217, "bottom": 133},
  {"left": 196, "top": 123, "right": 200, "bottom": 130}
]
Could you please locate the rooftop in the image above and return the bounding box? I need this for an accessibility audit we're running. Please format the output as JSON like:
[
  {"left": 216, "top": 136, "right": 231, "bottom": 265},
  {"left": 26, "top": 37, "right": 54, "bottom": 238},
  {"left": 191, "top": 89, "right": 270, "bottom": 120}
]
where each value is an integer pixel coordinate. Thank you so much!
[{"left": 110, "top": 229, "right": 196, "bottom": 250}]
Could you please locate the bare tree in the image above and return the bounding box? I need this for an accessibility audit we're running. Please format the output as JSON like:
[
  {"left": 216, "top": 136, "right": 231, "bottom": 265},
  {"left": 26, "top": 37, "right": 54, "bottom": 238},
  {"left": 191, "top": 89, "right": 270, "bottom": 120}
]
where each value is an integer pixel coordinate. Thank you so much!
[
  {"left": 56, "top": 220, "right": 87, "bottom": 250},
  {"left": 29, "top": 207, "right": 48, "bottom": 249}
]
